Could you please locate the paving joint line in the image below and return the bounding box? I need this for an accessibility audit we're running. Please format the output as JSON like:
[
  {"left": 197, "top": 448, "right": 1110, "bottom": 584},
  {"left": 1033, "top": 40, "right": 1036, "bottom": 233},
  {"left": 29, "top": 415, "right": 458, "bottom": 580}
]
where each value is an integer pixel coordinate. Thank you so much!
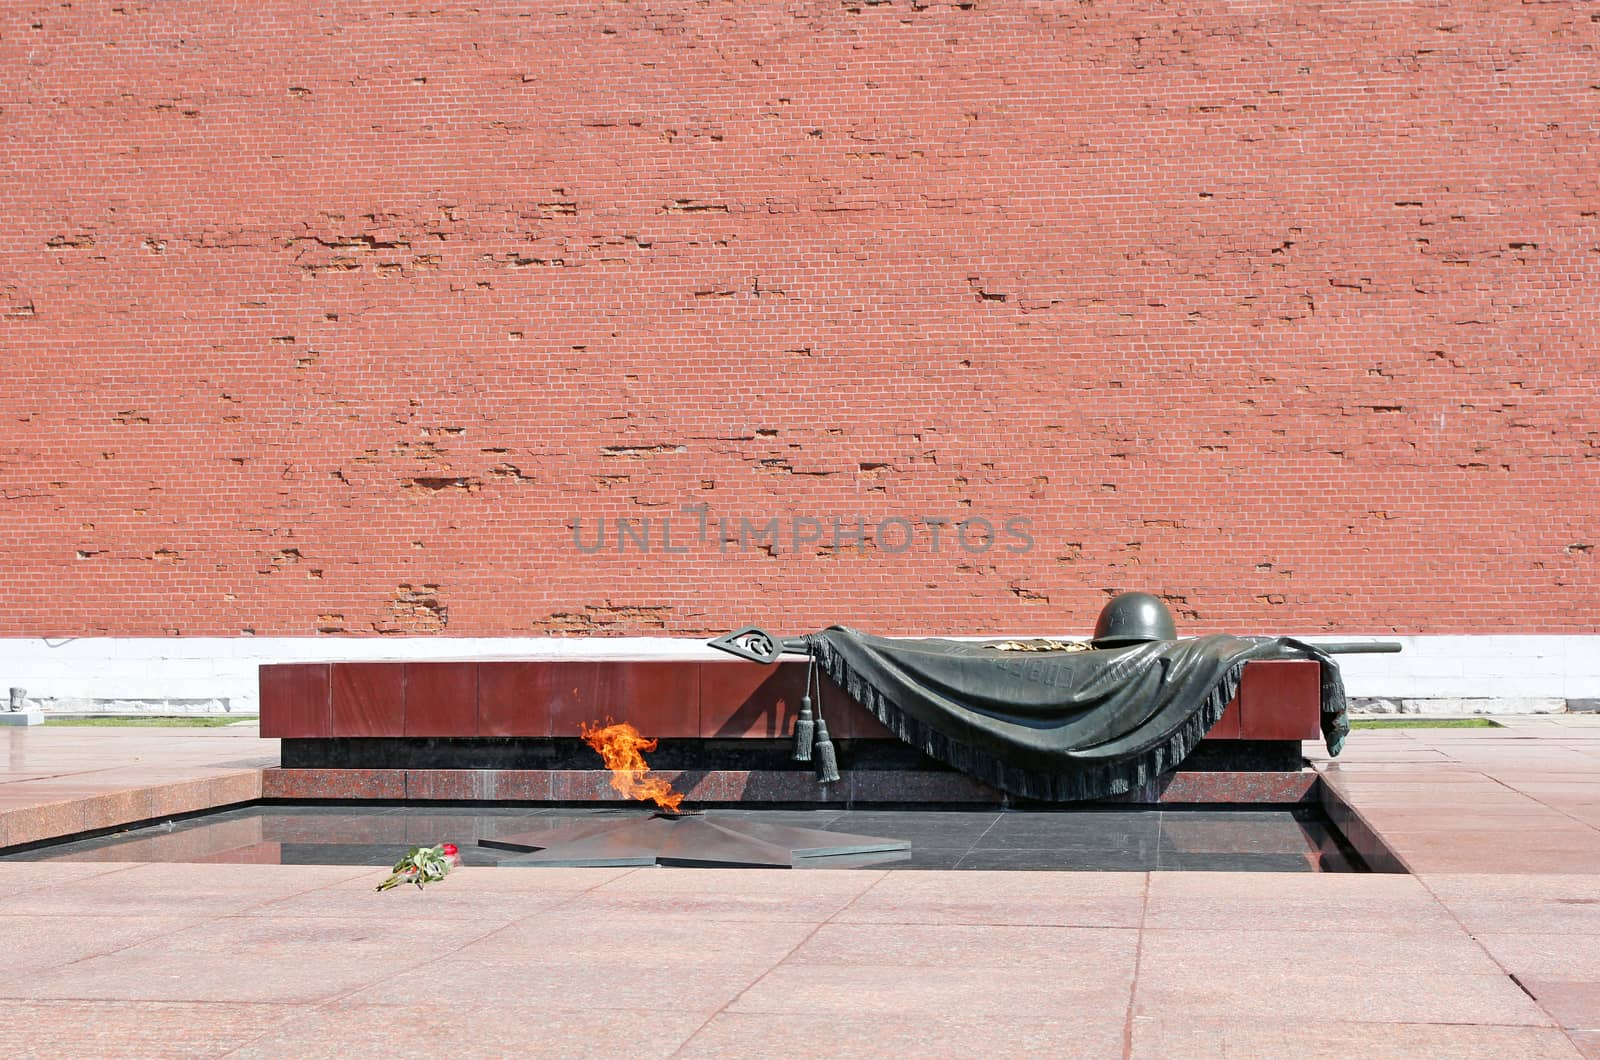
[
  {"left": 1410, "top": 872, "right": 1579, "bottom": 1045},
  {"left": 211, "top": 866, "right": 640, "bottom": 1058},
  {"left": 667, "top": 868, "right": 891, "bottom": 1056},
  {"left": 1119, "top": 871, "right": 1152, "bottom": 1059}
]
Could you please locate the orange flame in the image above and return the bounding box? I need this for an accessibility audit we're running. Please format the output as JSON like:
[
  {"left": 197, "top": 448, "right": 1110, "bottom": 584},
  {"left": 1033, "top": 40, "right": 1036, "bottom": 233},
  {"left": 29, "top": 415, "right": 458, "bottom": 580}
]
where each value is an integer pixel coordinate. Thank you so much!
[{"left": 579, "top": 720, "right": 686, "bottom": 814}]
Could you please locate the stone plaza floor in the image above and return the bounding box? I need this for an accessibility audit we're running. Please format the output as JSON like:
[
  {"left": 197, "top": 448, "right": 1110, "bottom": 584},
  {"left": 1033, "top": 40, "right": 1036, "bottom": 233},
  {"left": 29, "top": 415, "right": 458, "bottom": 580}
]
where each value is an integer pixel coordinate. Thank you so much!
[{"left": 0, "top": 719, "right": 1597, "bottom": 1057}]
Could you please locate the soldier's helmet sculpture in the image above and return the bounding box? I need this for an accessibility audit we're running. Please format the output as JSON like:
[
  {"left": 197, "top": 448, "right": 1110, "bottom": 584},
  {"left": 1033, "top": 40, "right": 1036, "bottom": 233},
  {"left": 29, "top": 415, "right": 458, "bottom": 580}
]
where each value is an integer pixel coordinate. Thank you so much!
[{"left": 1091, "top": 591, "right": 1178, "bottom": 648}]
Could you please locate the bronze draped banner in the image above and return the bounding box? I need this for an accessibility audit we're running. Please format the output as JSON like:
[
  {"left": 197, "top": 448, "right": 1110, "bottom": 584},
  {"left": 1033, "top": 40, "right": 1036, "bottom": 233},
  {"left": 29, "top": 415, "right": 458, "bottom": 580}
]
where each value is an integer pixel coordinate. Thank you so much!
[{"left": 805, "top": 628, "right": 1349, "bottom": 802}]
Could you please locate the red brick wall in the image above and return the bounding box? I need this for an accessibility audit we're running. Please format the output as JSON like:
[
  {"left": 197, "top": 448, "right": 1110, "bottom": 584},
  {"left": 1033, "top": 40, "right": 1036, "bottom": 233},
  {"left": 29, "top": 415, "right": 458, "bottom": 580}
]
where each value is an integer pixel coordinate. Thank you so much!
[{"left": 3, "top": 1, "right": 1596, "bottom": 638}]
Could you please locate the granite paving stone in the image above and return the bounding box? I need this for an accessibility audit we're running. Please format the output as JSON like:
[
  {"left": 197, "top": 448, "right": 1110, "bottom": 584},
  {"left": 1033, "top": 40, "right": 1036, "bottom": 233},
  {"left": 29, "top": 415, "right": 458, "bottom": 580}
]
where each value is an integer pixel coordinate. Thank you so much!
[
  {"left": 1422, "top": 873, "right": 1600, "bottom": 905},
  {"left": 1141, "top": 925, "right": 1509, "bottom": 976},
  {"left": 784, "top": 921, "right": 1138, "bottom": 968},
  {"left": 0, "top": 1001, "right": 299, "bottom": 1059},
  {"left": 399, "top": 863, "right": 634, "bottom": 892},
  {"left": 8, "top": 914, "right": 496, "bottom": 1005},
  {"left": 680, "top": 1011, "right": 1126, "bottom": 1058},
  {"left": 731, "top": 962, "right": 1135, "bottom": 1019},
  {"left": 0, "top": 717, "right": 1598, "bottom": 1051},
  {"left": 0, "top": 861, "right": 377, "bottom": 917},
  {"left": 0, "top": 913, "right": 207, "bottom": 976},
  {"left": 1129, "top": 1017, "right": 1582, "bottom": 1058},
  {"left": 12, "top": 944, "right": 386, "bottom": 1005},
  {"left": 1134, "top": 964, "right": 1553, "bottom": 1027},
  {"left": 1517, "top": 980, "right": 1600, "bottom": 1032},
  {"left": 224, "top": 1002, "right": 711, "bottom": 1059},
  {"left": 554, "top": 885, "right": 871, "bottom": 922},
  {"left": 1472, "top": 936, "right": 1600, "bottom": 980},
  {"left": 834, "top": 868, "right": 1148, "bottom": 927},
  {"left": 552, "top": 864, "right": 884, "bottom": 922},
  {"left": 0, "top": 860, "right": 137, "bottom": 892},
  {"left": 1146, "top": 871, "right": 1460, "bottom": 933},
  {"left": 462, "top": 910, "right": 817, "bottom": 967},
  {"left": 240, "top": 876, "right": 585, "bottom": 922},
  {"left": 346, "top": 954, "right": 759, "bottom": 1018}
]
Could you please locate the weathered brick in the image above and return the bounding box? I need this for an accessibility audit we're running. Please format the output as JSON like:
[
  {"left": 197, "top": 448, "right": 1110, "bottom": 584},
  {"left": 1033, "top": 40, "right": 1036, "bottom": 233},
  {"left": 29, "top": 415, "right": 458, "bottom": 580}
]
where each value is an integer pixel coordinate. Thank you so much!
[{"left": 1, "top": 2, "right": 1594, "bottom": 637}]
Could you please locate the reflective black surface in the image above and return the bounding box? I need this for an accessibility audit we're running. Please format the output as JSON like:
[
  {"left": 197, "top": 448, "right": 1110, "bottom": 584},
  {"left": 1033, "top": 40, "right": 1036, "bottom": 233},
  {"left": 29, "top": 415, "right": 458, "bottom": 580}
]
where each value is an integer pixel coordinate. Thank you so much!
[
  {"left": 0, "top": 803, "right": 1364, "bottom": 872},
  {"left": 281, "top": 737, "right": 1302, "bottom": 772},
  {"left": 481, "top": 814, "right": 910, "bottom": 868}
]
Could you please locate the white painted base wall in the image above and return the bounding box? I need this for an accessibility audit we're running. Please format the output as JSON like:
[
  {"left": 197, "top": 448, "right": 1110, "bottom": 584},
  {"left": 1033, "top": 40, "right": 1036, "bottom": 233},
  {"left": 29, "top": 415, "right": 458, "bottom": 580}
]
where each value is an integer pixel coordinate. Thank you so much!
[{"left": 0, "top": 635, "right": 1595, "bottom": 715}]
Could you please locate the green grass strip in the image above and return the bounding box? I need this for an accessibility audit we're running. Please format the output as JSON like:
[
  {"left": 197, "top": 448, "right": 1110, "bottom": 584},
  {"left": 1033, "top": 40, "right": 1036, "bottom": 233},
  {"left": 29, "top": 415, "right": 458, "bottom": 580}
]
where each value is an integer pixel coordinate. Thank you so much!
[
  {"left": 1350, "top": 717, "right": 1500, "bottom": 730},
  {"left": 43, "top": 716, "right": 256, "bottom": 727}
]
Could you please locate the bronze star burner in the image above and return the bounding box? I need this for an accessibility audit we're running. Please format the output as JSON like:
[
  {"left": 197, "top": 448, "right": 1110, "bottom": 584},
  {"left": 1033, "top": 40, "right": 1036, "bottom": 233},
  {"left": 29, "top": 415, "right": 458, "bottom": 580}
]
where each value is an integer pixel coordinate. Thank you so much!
[{"left": 480, "top": 812, "right": 910, "bottom": 869}]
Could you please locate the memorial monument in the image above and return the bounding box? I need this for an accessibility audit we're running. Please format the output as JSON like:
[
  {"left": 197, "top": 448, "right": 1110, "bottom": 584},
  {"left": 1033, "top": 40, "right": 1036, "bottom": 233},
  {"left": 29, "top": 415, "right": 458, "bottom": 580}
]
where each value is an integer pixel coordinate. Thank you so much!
[{"left": 711, "top": 592, "right": 1400, "bottom": 802}]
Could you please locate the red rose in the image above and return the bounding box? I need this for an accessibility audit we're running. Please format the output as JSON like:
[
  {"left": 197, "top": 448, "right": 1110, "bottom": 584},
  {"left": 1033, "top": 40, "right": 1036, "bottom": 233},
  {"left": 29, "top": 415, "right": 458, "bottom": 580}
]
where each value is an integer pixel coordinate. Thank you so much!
[{"left": 441, "top": 843, "right": 458, "bottom": 856}]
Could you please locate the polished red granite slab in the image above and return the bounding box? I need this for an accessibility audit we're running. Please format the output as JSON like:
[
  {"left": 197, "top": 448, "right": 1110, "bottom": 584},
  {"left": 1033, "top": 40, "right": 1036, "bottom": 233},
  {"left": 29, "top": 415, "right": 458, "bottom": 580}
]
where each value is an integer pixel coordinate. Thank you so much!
[
  {"left": 476, "top": 662, "right": 555, "bottom": 737},
  {"left": 257, "top": 664, "right": 330, "bottom": 739},
  {"left": 1236, "top": 660, "right": 1322, "bottom": 740},
  {"left": 262, "top": 658, "right": 1321, "bottom": 743},
  {"left": 403, "top": 663, "right": 478, "bottom": 738},
  {"left": 330, "top": 664, "right": 405, "bottom": 738},
  {"left": 697, "top": 662, "right": 807, "bottom": 739},
  {"left": 586, "top": 662, "right": 699, "bottom": 737},
  {"left": 1208, "top": 697, "right": 1242, "bottom": 740}
]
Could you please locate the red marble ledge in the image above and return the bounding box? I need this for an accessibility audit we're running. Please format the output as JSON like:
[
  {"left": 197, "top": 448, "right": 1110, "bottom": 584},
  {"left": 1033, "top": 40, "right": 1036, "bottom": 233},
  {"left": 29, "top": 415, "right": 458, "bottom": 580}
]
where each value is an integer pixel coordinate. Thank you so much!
[
  {"left": 1107, "top": 770, "right": 1319, "bottom": 805},
  {"left": 0, "top": 771, "right": 264, "bottom": 849},
  {"left": 260, "top": 658, "right": 1324, "bottom": 742},
  {"left": 258, "top": 663, "right": 330, "bottom": 738},
  {"left": 260, "top": 768, "right": 405, "bottom": 800},
  {"left": 261, "top": 767, "right": 1317, "bottom": 806},
  {"left": 403, "top": 770, "right": 553, "bottom": 801},
  {"left": 1314, "top": 768, "right": 1412, "bottom": 873},
  {"left": 332, "top": 663, "right": 404, "bottom": 738},
  {"left": 1235, "top": 660, "right": 1322, "bottom": 741}
]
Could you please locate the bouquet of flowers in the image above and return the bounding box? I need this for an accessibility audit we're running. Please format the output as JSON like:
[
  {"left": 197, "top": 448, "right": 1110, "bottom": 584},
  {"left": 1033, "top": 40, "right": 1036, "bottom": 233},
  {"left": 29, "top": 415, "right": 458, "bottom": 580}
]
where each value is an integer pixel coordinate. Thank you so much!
[{"left": 375, "top": 843, "right": 460, "bottom": 892}]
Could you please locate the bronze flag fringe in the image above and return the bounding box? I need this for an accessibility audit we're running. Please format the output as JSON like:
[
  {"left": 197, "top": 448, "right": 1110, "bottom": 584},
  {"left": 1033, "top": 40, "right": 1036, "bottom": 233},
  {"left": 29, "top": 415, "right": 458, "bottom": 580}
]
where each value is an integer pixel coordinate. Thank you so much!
[{"left": 805, "top": 630, "right": 1348, "bottom": 803}]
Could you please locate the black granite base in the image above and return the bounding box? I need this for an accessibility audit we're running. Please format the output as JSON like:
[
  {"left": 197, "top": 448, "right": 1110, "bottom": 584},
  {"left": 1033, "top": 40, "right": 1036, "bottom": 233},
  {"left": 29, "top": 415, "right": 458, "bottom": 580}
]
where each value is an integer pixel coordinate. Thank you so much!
[{"left": 281, "top": 737, "right": 1303, "bottom": 774}]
